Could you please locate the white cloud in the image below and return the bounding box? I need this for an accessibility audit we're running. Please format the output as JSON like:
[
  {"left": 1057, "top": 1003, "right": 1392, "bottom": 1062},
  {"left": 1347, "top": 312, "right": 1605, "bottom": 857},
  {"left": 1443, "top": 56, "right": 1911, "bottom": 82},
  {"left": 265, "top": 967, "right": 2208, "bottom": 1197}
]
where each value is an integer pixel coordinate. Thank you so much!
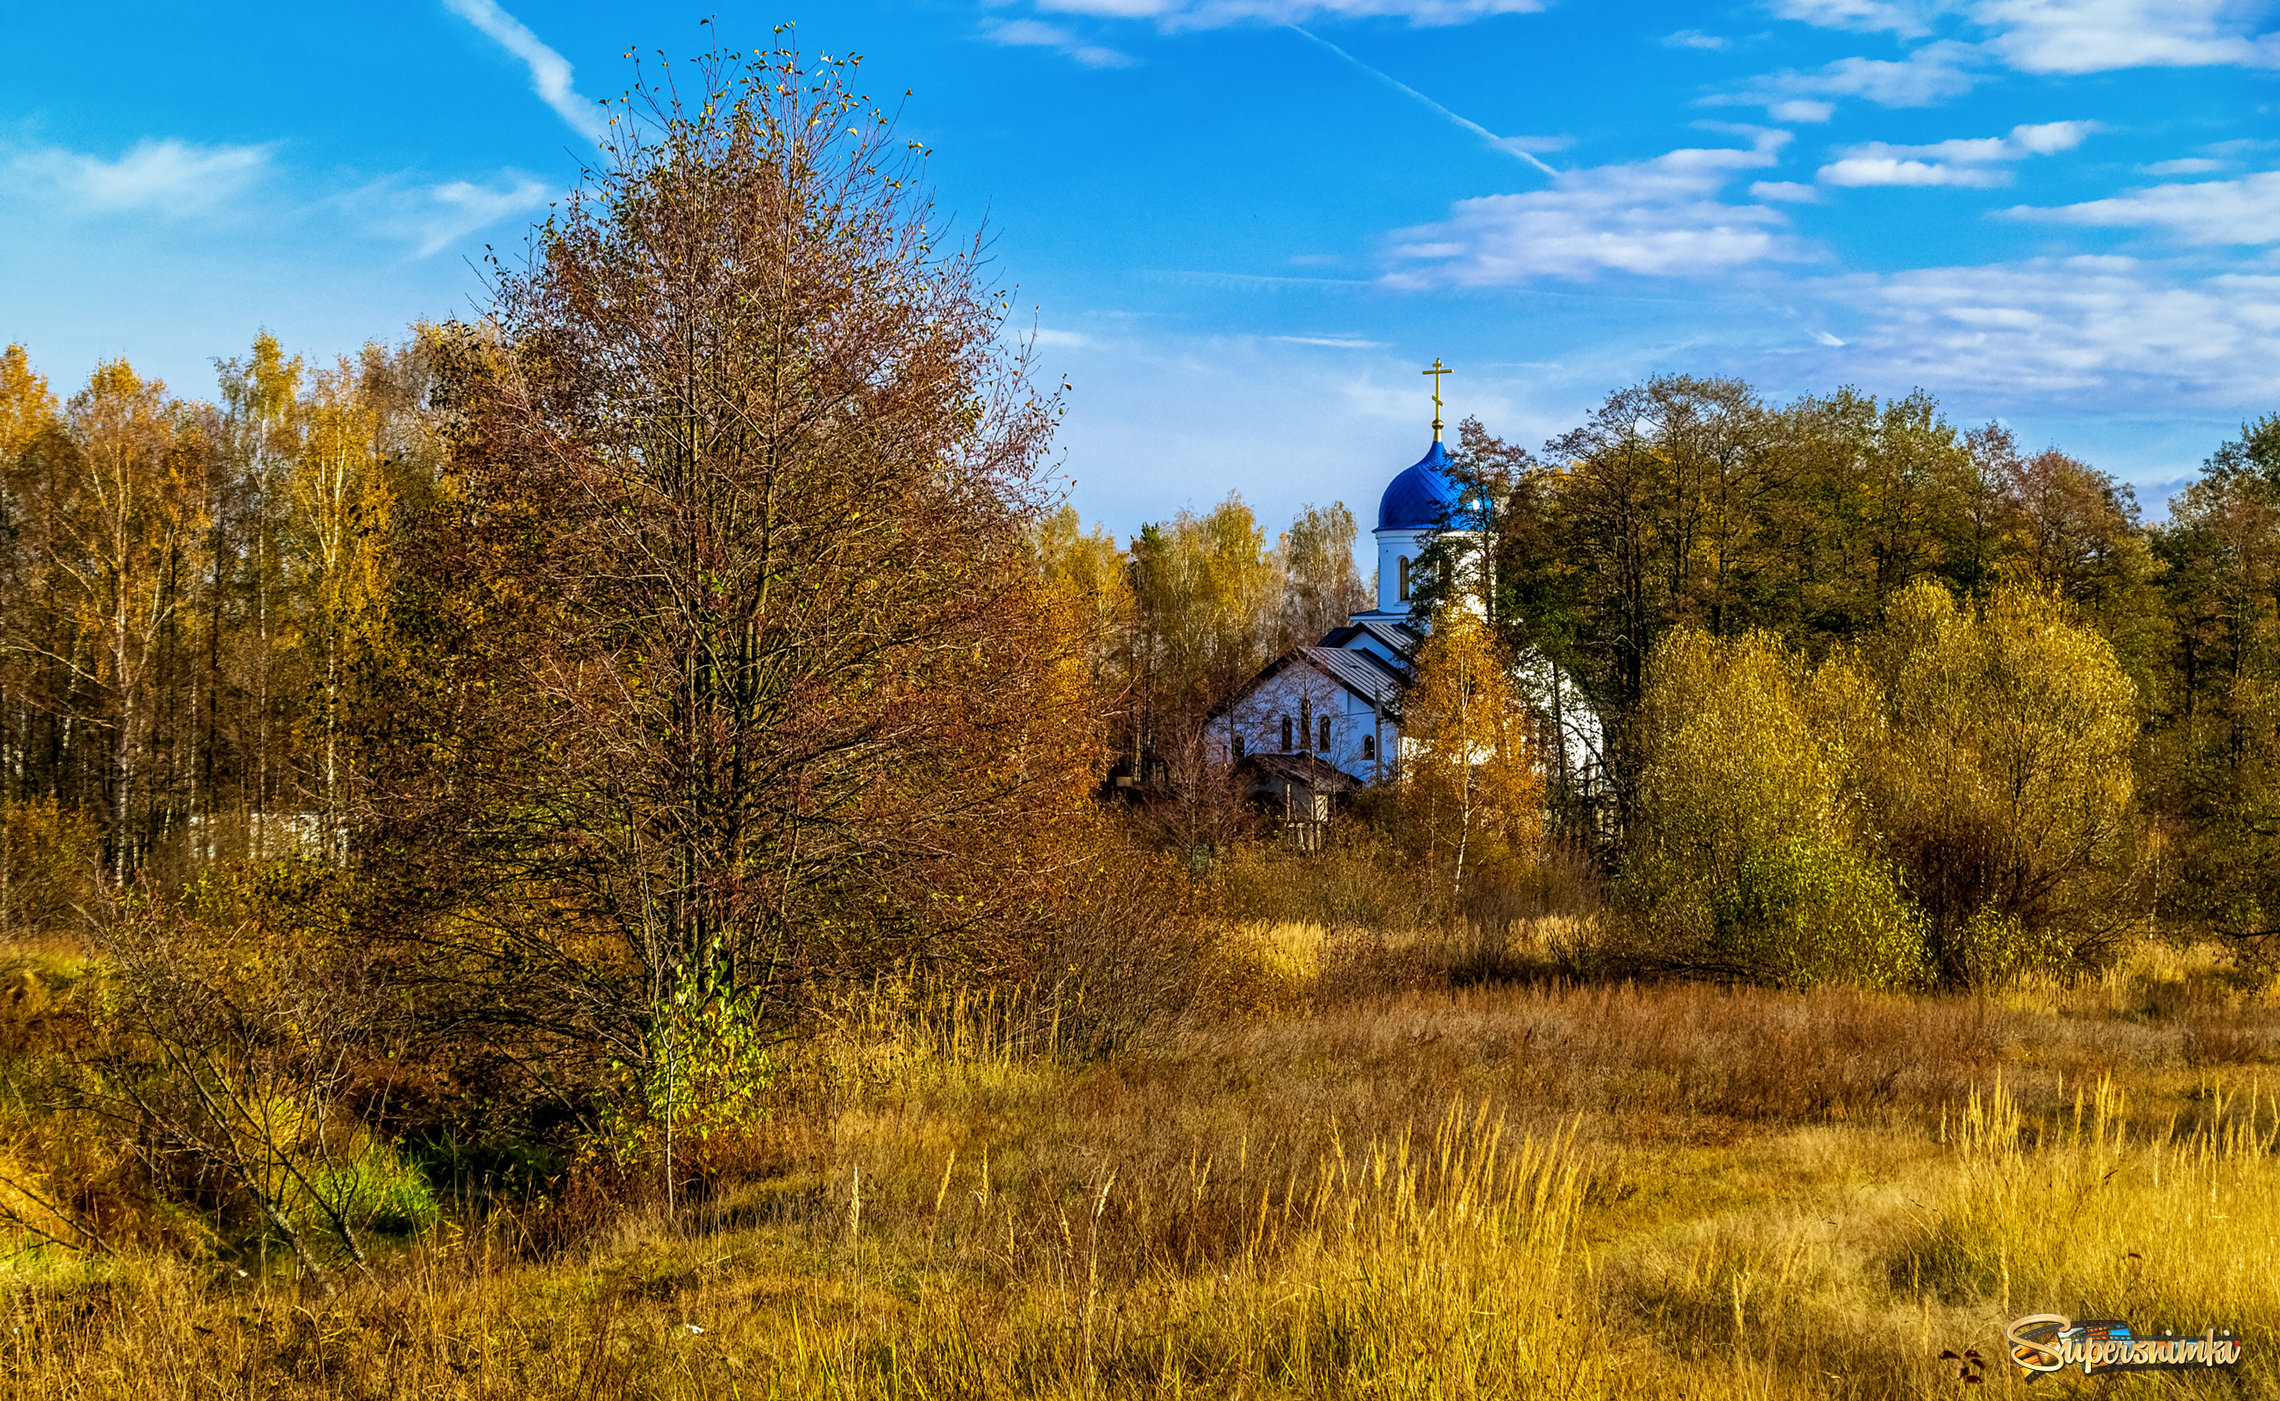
[
  {"left": 1838, "top": 255, "right": 2280, "bottom": 401},
  {"left": 442, "top": 0, "right": 608, "bottom": 140},
  {"left": 1385, "top": 137, "right": 1807, "bottom": 284},
  {"left": 983, "top": 18, "right": 1136, "bottom": 65},
  {"left": 2008, "top": 119, "right": 2099, "bottom": 154},
  {"left": 1972, "top": 0, "right": 2280, "bottom": 74},
  {"left": 1664, "top": 29, "right": 1732, "bottom": 49},
  {"left": 1768, "top": 0, "right": 1941, "bottom": 35},
  {"left": 1774, "top": 0, "right": 2280, "bottom": 74},
  {"left": 1769, "top": 99, "right": 1837, "bottom": 122},
  {"left": 2009, "top": 170, "right": 2280, "bottom": 244},
  {"left": 1730, "top": 39, "right": 1984, "bottom": 116},
  {"left": 2141, "top": 157, "right": 2226, "bottom": 175},
  {"left": 1752, "top": 179, "right": 1823, "bottom": 201},
  {"left": 1818, "top": 120, "right": 2093, "bottom": 186},
  {"left": 349, "top": 172, "right": 556, "bottom": 256},
  {"left": 1273, "top": 334, "right": 1388, "bottom": 347},
  {"left": 1036, "top": 0, "right": 1541, "bottom": 25},
  {"left": 1822, "top": 156, "right": 2008, "bottom": 187},
  {"left": 1811, "top": 41, "right": 1986, "bottom": 102},
  {"left": 12, "top": 138, "right": 272, "bottom": 215}
]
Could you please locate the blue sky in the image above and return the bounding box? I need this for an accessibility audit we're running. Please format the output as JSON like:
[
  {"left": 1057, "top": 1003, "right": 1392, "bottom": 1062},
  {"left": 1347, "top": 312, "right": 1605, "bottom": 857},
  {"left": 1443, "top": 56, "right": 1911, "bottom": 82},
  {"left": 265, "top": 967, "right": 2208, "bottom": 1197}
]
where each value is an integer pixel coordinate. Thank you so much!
[{"left": 3, "top": 0, "right": 2276, "bottom": 537}]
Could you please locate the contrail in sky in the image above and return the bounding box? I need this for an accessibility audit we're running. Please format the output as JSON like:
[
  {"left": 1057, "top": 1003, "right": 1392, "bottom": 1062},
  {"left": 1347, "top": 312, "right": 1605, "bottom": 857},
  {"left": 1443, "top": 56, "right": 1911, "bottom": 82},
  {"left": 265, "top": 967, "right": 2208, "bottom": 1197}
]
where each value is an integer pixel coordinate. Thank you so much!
[
  {"left": 1288, "top": 25, "right": 1560, "bottom": 178},
  {"left": 445, "top": 0, "right": 610, "bottom": 141}
]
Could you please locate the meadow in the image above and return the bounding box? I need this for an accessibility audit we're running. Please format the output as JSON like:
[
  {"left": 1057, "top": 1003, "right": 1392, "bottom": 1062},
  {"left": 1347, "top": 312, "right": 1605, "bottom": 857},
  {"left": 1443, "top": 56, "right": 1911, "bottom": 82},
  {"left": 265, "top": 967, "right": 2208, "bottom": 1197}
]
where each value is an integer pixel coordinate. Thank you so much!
[{"left": 8, "top": 915, "right": 2277, "bottom": 1400}]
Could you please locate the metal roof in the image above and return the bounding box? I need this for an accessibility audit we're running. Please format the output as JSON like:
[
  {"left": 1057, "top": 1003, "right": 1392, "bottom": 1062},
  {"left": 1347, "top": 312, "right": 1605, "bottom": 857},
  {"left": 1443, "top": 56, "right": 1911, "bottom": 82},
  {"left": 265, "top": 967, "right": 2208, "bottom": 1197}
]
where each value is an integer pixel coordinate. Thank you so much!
[
  {"left": 1242, "top": 752, "right": 1361, "bottom": 793},
  {"left": 1321, "top": 619, "right": 1421, "bottom": 662},
  {"left": 1296, "top": 644, "right": 1408, "bottom": 715}
]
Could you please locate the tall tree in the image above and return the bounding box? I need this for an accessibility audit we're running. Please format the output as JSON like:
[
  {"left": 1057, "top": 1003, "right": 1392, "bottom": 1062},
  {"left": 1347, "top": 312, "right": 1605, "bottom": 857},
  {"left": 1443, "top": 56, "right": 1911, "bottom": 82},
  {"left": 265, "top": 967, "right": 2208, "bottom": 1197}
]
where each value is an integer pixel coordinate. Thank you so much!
[
  {"left": 1279, "top": 501, "right": 1365, "bottom": 647},
  {"left": 2146, "top": 415, "right": 2280, "bottom": 937},
  {"left": 27, "top": 363, "right": 211, "bottom": 876},
  {"left": 1128, "top": 494, "right": 1283, "bottom": 739},
  {"left": 1400, "top": 602, "right": 1541, "bottom": 895},
  {"left": 362, "top": 45, "right": 1090, "bottom": 1102},
  {"left": 288, "top": 354, "right": 405, "bottom": 843},
  {"left": 214, "top": 335, "right": 305, "bottom": 857}
]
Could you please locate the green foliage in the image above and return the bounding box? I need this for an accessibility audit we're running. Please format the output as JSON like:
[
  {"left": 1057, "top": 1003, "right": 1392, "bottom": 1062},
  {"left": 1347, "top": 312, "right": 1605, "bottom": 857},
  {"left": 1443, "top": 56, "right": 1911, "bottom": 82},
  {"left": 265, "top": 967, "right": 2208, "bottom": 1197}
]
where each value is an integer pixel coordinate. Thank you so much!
[
  {"left": 302, "top": 1137, "right": 440, "bottom": 1238},
  {"left": 1623, "top": 629, "right": 1858, "bottom": 961},
  {"left": 1710, "top": 841, "right": 1929, "bottom": 990},
  {"left": 1945, "top": 904, "right": 2070, "bottom": 990},
  {"left": 598, "top": 975, "right": 776, "bottom": 1170},
  {"left": 1859, "top": 580, "right": 2139, "bottom": 980},
  {"left": 2143, "top": 414, "right": 2280, "bottom": 939},
  {"left": 1628, "top": 582, "right": 2137, "bottom": 987}
]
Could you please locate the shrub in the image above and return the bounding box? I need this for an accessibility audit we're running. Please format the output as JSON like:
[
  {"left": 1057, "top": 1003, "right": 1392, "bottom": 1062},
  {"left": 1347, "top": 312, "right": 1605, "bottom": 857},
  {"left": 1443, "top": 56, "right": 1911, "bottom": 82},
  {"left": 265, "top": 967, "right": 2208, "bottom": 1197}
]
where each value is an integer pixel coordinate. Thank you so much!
[
  {"left": 0, "top": 798, "right": 99, "bottom": 941},
  {"left": 1857, "top": 581, "right": 2140, "bottom": 982},
  {"left": 1709, "top": 841, "right": 1930, "bottom": 990},
  {"left": 1625, "top": 583, "right": 2139, "bottom": 988},
  {"left": 1947, "top": 904, "right": 2070, "bottom": 989},
  {"left": 1622, "top": 630, "right": 1858, "bottom": 961}
]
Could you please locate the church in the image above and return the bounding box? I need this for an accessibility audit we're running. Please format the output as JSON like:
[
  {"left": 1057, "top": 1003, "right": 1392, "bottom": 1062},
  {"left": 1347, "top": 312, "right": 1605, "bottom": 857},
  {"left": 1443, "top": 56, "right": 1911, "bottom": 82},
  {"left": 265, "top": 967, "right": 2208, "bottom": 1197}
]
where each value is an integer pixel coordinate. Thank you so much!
[{"left": 1208, "top": 365, "right": 1479, "bottom": 823}]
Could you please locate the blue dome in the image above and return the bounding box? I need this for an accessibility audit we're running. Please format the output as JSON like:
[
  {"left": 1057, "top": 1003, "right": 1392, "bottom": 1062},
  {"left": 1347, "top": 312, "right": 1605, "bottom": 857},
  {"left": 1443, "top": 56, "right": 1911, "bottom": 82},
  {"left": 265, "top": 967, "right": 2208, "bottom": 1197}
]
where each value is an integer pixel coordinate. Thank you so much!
[{"left": 1377, "top": 439, "right": 1459, "bottom": 530}]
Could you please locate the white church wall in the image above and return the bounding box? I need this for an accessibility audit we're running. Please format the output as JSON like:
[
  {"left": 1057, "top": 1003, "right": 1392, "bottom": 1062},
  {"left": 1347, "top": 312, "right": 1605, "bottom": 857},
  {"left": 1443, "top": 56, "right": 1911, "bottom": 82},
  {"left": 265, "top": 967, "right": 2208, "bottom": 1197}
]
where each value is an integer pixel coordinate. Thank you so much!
[
  {"left": 1210, "top": 661, "right": 1396, "bottom": 784},
  {"left": 1372, "top": 528, "right": 1432, "bottom": 615},
  {"left": 1354, "top": 529, "right": 1485, "bottom": 625}
]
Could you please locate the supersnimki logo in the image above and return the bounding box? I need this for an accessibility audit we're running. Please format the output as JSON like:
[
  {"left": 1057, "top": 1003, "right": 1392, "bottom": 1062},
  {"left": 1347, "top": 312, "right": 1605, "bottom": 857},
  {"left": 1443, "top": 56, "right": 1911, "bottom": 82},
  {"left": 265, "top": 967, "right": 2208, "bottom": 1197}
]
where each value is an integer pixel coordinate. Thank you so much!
[{"left": 2006, "top": 1314, "right": 2246, "bottom": 1379}]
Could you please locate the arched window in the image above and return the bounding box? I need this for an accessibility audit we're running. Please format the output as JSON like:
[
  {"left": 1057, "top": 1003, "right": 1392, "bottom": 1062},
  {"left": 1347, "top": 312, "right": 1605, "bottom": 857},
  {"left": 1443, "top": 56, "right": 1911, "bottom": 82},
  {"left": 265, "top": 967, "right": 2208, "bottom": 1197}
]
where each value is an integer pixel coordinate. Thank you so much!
[
  {"left": 1362, "top": 734, "right": 1376, "bottom": 760},
  {"left": 1319, "top": 715, "right": 1331, "bottom": 750},
  {"left": 1398, "top": 555, "right": 1412, "bottom": 601},
  {"left": 1299, "top": 699, "right": 1312, "bottom": 750},
  {"left": 1281, "top": 716, "right": 1293, "bottom": 751},
  {"left": 1232, "top": 734, "right": 1245, "bottom": 759}
]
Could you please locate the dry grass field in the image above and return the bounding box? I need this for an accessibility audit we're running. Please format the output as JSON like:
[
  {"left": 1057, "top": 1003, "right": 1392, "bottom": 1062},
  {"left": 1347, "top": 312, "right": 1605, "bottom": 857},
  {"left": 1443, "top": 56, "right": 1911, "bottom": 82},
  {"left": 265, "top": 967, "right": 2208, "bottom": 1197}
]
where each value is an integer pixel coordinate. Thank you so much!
[{"left": 7, "top": 922, "right": 2280, "bottom": 1399}]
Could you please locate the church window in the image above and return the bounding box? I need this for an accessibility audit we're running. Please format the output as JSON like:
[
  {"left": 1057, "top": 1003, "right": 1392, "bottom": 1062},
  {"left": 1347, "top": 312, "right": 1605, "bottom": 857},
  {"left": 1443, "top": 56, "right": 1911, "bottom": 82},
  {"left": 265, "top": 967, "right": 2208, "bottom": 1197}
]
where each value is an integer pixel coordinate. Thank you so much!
[
  {"left": 1319, "top": 715, "right": 1331, "bottom": 750},
  {"left": 1232, "top": 734, "right": 1245, "bottom": 759},
  {"left": 1362, "top": 734, "right": 1376, "bottom": 760},
  {"left": 1281, "top": 716, "right": 1293, "bottom": 751},
  {"left": 1398, "top": 556, "right": 1412, "bottom": 601},
  {"left": 1299, "top": 699, "right": 1312, "bottom": 750}
]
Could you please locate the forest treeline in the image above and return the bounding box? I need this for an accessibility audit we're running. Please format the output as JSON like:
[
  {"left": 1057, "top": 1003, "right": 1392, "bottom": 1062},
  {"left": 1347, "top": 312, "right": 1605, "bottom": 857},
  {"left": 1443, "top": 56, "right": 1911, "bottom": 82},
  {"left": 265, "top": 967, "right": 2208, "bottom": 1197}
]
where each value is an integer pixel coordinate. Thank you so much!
[
  {"left": 1415, "top": 387, "right": 2280, "bottom": 957},
  {"left": 9, "top": 327, "right": 2280, "bottom": 962},
  {"left": 0, "top": 337, "right": 435, "bottom": 889},
  {"left": 1025, "top": 378, "right": 2280, "bottom": 963}
]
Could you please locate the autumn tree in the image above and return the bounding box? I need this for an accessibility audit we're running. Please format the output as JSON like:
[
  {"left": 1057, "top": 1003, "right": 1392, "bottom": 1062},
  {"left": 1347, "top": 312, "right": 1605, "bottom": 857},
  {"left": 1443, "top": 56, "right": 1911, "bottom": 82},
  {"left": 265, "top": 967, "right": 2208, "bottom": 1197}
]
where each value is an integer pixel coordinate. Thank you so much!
[
  {"left": 285, "top": 350, "right": 422, "bottom": 846},
  {"left": 1030, "top": 506, "right": 1134, "bottom": 706},
  {"left": 1128, "top": 496, "right": 1283, "bottom": 726},
  {"left": 360, "top": 44, "right": 1091, "bottom": 1133},
  {"left": 1399, "top": 602, "right": 1541, "bottom": 895},
  {"left": 211, "top": 336, "right": 305, "bottom": 857},
  {"left": 1279, "top": 501, "right": 1367, "bottom": 648},
  {"left": 1853, "top": 581, "right": 2139, "bottom": 981},
  {"left": 1624, "top": 629, "right": 1925, "bottom": 988},
  {"left": 1625, "top": 581, "right": 2137, "bottom": 987},
  {"left": 12, "top": 363, "right": 213, "bottom": 877}
]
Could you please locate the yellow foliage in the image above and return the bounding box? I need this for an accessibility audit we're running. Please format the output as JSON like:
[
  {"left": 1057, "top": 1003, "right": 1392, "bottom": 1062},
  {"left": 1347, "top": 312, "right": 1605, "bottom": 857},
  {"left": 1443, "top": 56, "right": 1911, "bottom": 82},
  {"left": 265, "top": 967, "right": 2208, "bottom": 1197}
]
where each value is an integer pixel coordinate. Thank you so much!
[
  {"left": 1628, "top": 581, "right": 2140, "bottom": 985},
  {"left": 1402, "top": 603, "right": 1544, "bottom": 893},
  {"left": 0, "top": 343, "right": 56, "bottom": 462}
]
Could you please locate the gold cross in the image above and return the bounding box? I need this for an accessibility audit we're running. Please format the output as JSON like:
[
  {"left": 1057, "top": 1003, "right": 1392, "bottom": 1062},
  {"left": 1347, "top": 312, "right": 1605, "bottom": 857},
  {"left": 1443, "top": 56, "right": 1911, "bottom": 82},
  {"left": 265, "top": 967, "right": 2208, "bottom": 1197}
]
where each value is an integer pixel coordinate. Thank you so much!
[{"left": 1422, "top": 358, "right": 1452, "bottom": 440}]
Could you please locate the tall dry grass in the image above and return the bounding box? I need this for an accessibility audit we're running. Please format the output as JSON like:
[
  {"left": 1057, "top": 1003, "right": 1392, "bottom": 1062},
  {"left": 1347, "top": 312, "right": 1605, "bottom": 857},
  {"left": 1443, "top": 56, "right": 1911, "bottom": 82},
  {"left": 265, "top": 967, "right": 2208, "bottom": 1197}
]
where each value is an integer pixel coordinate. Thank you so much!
[{"left": 6, "top": 931, "right": 2280, "bottom": 1398}]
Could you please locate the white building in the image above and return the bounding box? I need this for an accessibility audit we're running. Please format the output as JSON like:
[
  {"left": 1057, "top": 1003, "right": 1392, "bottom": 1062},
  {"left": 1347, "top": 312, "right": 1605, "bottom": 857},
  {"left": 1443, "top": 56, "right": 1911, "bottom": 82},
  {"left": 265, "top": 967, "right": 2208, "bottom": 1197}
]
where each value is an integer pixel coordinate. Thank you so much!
[{"left": 1210, "top": 433, "right": 1474, "bottom": 795}]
